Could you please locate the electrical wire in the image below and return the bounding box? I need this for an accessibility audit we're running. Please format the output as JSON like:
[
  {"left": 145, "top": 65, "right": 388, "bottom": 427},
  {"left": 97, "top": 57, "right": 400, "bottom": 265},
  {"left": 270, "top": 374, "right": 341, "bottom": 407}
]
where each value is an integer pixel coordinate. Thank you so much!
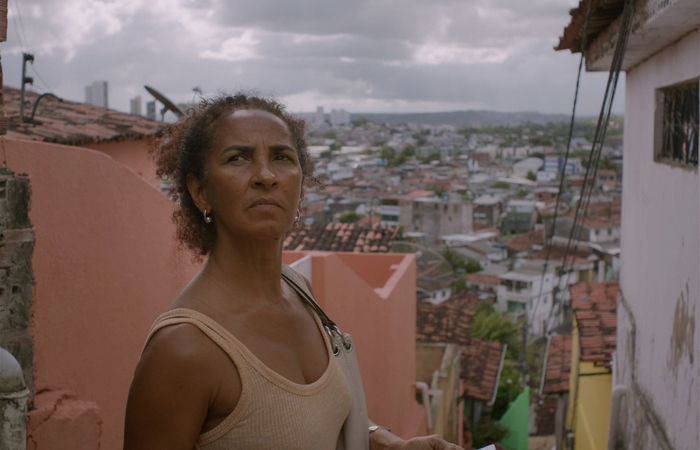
[
  {"left": 10, "top": 0, "right": 27, "bottom": 52},
  {"left": 528, "top": 0, "right": 593, "bottom": 338},
  {"left": 545, "top": 0, "right": 635, "bottom": 342},
  {"left": 30, "top": 65, "right": 53, "bottom": 93}
]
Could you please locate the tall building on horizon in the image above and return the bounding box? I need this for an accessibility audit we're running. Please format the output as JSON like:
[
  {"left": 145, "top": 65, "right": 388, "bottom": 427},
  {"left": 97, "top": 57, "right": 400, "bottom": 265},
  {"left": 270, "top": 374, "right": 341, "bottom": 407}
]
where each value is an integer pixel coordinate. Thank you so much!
[
  {"left": 146, "top": 100, "right": 156, "bottom": 121},
  {"left": 130, "top": 96, "right": 142, "bottom": 116},
  {"left": 85, "top": 81, "right": 108, "bottom": 109}
]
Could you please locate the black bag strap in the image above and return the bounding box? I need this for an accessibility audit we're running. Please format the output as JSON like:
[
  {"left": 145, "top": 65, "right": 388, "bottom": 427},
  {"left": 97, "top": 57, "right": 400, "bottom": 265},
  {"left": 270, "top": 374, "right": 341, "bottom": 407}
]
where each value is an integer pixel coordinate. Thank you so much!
[{"left": 280, "top": 264, "right": 340, "bottom": 332}]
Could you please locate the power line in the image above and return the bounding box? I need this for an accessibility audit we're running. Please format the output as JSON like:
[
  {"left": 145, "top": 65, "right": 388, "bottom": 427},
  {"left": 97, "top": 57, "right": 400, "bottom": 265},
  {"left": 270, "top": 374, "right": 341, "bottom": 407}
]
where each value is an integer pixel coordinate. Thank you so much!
[
  {"left": 529, "top": 0, "right": 593, "bottom": 338},
  {"left": 10, "top": 0, "right": 27, "bottom": 52},
  {"left": 30, "top": 65, "right": 52, "bottom": 93},
  {"left": 11, "top": 0, "right": 30, "bottom": 51},
  {"left": 545, "top": 0, "right": 635, "bottom": 346}
]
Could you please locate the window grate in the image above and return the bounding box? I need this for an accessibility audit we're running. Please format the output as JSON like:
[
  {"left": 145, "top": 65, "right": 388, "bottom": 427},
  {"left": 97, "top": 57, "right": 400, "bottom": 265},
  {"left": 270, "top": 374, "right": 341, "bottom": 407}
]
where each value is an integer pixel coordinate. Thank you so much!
[{"left": 660, "top": 82, "right": 698, "bottom": 167}]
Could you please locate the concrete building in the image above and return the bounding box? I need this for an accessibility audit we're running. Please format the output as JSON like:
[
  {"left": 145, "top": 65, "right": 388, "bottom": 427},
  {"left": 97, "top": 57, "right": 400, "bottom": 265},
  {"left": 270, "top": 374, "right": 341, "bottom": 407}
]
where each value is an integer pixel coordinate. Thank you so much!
[
  {"left": 472, "top": 194, "right": 502, "bottom": 230},
  {"left": 330, "top": 108, "right": 350, "bottom": 125},
  {"left": 85, "top": 81, "right": 108, "bottom": 108},
  {"left": 496, "top": 259, "right": 558, "bottom": 337},
  {"left": 501, "top": 199, "right": 538, "bottom": 235},
  {"left": 399, "top": 197, "right": 473, "bottom": 246},
  {"left": 130, "top": 96, "right": 142, "bottom": 116},
  {"left": 556, "top": 1, "right": 699, "bottom": 449}
]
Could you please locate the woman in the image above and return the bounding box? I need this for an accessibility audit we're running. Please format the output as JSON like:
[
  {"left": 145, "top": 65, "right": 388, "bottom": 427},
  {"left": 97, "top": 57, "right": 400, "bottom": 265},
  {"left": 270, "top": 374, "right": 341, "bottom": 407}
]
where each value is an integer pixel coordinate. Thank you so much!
[{"left": 124, "top": 93, "right": 463, "bottom": 450}]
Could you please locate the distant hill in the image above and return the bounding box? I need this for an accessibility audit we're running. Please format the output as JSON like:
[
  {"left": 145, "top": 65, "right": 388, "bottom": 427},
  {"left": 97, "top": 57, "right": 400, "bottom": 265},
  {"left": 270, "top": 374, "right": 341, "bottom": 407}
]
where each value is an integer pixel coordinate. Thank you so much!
[{"left": 350, "top": 110, "right": 577, "bottom": 127}]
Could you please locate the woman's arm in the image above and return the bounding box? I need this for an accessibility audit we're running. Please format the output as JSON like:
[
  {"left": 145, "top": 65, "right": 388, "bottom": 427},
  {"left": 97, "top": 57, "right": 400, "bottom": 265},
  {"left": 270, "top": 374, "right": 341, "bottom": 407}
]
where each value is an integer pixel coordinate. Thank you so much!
[
  {"left": 368, "top": 419, "right": 464, "bottom": 450},
  {"left": 124, "top": 324, "right": 229, "bottom": 450}
]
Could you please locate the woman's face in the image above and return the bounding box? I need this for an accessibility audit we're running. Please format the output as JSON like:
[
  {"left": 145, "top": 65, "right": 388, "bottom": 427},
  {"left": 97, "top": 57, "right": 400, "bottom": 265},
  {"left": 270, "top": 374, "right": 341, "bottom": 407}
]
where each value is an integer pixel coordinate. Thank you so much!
[{"left": 196, "top": 108, "right": 304, "bottom": 242}]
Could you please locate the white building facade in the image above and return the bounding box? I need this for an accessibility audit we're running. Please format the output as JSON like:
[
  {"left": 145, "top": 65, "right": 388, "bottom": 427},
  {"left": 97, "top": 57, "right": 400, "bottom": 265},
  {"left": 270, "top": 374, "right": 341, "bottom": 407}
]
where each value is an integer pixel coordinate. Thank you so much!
[{"left": 558, "top": 1, "right": 699, "bottom": 448}]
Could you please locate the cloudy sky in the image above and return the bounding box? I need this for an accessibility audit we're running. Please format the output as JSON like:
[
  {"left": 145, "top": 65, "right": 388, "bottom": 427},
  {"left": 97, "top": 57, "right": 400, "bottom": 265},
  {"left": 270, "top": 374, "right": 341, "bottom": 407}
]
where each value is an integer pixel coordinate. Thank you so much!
[{"left": 2, "top": 0, "right": 624, "bottom": 116}]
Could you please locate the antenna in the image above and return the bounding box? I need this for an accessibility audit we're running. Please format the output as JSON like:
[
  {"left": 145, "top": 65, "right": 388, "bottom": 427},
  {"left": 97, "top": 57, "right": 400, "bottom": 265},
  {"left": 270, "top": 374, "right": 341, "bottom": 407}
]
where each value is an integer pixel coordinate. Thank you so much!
[
  {"left": 19, "top": 53, "right": 34, "bottom": 120},
  {"left": 144, "top": 85, "right": 184, "bottom": 121},
  {"left": 191, "top": 87, "right": 202, "bottom": 104}
]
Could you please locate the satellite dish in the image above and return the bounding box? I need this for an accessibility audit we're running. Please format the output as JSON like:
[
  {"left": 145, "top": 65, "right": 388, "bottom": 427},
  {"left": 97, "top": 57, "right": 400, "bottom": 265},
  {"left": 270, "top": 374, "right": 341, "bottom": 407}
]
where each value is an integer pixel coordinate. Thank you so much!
[
  {"left": 144, "top": 85, "right": 184, "bottom": 121},
  {"left": 391, "top": 241, "right": 455, "bottom": 298}
]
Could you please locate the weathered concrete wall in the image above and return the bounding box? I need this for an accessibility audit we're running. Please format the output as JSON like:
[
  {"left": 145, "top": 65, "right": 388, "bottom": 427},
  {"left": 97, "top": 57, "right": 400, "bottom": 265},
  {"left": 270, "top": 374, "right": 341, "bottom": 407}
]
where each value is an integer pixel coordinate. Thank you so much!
[
  {"left": 3, "top": 138, "right": 201, "bottom": 450},
  {"left": 0, "top": 167, "right": 34, "bottom": 400},
  {"left": 618, "top": 29, "right": 699, "bottom": 450}
]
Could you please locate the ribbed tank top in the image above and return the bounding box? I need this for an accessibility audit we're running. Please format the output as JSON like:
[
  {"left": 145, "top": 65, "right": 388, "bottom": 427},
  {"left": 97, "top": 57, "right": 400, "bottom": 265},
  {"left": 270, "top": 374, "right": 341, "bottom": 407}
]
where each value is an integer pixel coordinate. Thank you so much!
[{"left": 143, "top": 283, "right": 352, "bottom": 449}]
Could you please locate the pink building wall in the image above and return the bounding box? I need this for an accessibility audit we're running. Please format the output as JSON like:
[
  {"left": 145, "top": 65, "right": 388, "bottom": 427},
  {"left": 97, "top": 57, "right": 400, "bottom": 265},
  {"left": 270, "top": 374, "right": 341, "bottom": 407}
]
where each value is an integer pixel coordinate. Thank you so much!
[
  {"left": 283, "top": 251, "right": 428, "bottom": 439},
  {"left": 2, "top": 137, "right": 427, "bottom": 448},
  {"left": 3, "top": 138, "right": 202, "bottom": 449},
  {"left": 83, "top": 139, "right": 161, "bottom": 189}
]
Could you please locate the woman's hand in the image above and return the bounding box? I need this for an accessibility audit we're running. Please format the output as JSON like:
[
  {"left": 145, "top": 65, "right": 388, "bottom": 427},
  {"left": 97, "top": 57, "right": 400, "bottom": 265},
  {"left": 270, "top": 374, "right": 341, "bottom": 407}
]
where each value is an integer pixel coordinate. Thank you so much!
[{"left": 399, "top": 434, "right": 464, "bottom": 450}]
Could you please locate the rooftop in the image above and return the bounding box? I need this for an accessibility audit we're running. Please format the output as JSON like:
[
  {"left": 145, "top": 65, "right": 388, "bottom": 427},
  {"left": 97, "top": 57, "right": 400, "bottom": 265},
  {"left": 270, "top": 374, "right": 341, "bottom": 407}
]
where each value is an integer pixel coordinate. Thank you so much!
[
  {"left": 503, "top": 229, "right": 545, "bottom": 253},
  {"left": 462, "top": 338, "right": 506, "bottom": 402},
  {"left": 4, "top": 86, "right": 164, "bottom": 145},
  {"left": 540, "top": 334, "right": 573, "bottom": 394},
  {"left": 570, "top": 281, "right": 618, "bottom": 367},
  {"left": 283, "top": 222, "right": 397, "bottom": 253},
  {"left": 416, "top": 290, "right": 480, "bottom": 346}
]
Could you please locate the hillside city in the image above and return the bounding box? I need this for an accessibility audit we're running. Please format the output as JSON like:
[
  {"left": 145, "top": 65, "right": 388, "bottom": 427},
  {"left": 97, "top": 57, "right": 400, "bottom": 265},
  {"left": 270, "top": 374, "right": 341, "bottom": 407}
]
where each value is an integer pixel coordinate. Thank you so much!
[{"left": 271, "top": 107, "right": 624, "bottom": 445}]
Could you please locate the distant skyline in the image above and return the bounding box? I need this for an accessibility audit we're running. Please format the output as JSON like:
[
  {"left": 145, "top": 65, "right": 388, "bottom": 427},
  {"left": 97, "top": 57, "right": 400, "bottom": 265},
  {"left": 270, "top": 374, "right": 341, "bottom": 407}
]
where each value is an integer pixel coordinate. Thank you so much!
[{"left": 3, "top": 0, "right": 624, "bottom": 117}]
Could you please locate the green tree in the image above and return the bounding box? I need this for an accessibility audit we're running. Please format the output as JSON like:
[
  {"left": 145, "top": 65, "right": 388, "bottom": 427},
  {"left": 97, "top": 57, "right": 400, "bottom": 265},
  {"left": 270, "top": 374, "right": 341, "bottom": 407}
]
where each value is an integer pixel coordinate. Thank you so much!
[
  {"left": 330, "top": 140, "right": 343, "bottom": 151},
  {"left": 490, "top": 181, "right": 510, "bottom": 189},
  {"left": 472, "top": 301, "right": 520, "bottom": 358},
  {"left": 526, "top": 171, "right": 537, "bottom": 181},
  {"left": 322, "top": 129, "right": 337, "bottom": 139},
  {"left": 513, "top": 189, "right": 528, "bottom": 199},
  {"left": 351, "top": 116, "right": 369, "bottom": 127},
  {"left": 420, "top": 153, "right": 440, "bottom": 164},
  {"left": 401, "top": 144, "right": 416, "bottom": 157},
  {"left": 378, "top": 145, "right": 396, "bottom": 162},
  {"left": 338, "top": 212, "right": 363, "bottom": 223}
]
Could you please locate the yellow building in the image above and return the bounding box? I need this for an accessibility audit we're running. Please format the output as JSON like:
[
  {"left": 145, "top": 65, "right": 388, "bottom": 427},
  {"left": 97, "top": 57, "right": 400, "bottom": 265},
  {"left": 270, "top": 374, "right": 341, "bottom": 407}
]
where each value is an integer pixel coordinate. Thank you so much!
[{"left": 565, "top": 282, "right": 618, "bottom": 450}]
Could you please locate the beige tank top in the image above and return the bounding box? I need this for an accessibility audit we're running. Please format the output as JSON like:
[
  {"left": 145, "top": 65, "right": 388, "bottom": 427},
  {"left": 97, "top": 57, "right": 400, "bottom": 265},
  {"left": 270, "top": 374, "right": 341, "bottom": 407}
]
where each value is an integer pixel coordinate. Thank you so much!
[{"left": 143, "top": 290, "right": 352, "bottom": 449}]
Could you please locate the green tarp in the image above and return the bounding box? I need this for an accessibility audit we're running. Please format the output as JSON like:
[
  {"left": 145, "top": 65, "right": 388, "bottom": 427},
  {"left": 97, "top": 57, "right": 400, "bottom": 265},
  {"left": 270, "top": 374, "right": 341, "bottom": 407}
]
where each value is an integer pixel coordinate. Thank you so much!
[{"left": 498, "top": 386, "right": 529, "bottom": 450}]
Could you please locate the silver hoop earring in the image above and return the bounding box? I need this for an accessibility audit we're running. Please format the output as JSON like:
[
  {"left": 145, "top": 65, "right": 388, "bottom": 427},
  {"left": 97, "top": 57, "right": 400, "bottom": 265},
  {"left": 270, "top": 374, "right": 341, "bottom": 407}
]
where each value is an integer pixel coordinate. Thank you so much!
[
  {"left": 203, "top": 209, "right": 212, "bottom": 224},
  {"left": 293, "top": 208, "right": 301, "bottom": 226}
]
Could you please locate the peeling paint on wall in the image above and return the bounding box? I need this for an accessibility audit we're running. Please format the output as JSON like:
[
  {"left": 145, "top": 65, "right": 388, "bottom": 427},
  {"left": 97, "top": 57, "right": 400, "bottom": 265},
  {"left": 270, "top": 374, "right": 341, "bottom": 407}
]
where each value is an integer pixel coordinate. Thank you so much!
[{"left": 667, "top": 281, "right": 695, "bottom": 378}]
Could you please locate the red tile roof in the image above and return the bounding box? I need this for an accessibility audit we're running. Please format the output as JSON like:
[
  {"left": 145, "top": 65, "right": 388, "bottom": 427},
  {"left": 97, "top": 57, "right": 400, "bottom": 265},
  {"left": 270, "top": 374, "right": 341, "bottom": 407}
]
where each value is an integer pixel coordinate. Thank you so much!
[
  {"left": 541, "top": 334, "right": 572, "bottom": 394},
  {"left": 283, "top": 222, "right": 397, "bottom": 253},
  {"left": 4, "top": 86, "right": 164, "bottom": 145},
  {"left": 416, "top": 290, "right": 480, "bottom": 346},
  {"left": 570, "top": 281, "right": 618, "bottom": 367},
  {"left": 416, "top": 291, "right": 504, "bottom": 402},
  {"left": 465, "top": 273, "right": 501, "bottom": 286},
  {"left": 462, "top": 338, "right": 505, "bottom": 402},
  {"left": 503, "top": 229, "right": 544, "bottom": 252}
]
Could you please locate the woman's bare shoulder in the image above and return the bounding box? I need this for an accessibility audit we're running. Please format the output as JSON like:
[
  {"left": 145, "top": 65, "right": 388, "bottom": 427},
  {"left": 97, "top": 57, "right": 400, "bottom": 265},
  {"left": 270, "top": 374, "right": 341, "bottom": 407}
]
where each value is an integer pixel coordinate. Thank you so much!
[{"left": 125, "top": 323, "right": 238, "bottom": 449}]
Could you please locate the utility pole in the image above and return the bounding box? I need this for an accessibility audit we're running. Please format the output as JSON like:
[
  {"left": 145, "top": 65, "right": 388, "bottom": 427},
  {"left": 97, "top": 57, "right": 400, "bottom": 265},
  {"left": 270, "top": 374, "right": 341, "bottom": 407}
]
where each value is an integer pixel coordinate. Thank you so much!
[{"left": 19, "top": 53, "right": 34, "bottom": 120}]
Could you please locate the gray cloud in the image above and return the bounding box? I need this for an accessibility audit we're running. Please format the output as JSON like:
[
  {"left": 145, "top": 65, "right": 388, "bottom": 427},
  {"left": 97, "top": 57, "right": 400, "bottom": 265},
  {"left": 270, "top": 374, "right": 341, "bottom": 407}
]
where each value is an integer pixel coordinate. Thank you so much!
[{"left": 2, "top": 0, "right": 623, "bottom": 116}]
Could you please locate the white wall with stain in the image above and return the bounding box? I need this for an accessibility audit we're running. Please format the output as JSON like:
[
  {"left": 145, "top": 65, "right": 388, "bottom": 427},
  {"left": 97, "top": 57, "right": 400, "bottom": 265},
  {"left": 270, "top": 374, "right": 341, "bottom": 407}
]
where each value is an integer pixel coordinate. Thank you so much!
[{"left": 617, "top": 28, "right": 699, "bottom": 450}]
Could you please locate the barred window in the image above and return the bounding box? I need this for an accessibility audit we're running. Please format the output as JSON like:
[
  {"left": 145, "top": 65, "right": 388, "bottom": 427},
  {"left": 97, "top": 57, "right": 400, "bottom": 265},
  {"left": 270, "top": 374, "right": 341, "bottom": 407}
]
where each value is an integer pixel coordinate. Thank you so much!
[{"left": 656, "top": 80, "right": 698, "bottom": 168}]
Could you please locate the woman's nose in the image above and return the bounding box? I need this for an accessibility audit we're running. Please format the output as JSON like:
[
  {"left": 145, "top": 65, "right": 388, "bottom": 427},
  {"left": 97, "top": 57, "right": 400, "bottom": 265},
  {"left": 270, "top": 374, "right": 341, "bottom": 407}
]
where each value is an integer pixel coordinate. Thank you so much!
[{"left": 252, "top": 158, "right": 278, "bottom": 187}]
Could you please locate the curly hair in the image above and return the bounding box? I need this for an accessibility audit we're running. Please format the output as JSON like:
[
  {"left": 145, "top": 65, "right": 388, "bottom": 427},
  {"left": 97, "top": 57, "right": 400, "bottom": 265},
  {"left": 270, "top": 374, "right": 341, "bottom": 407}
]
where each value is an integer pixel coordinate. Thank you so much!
[{"left": 151, "top": 92, "right": 315, "bottom": 258}]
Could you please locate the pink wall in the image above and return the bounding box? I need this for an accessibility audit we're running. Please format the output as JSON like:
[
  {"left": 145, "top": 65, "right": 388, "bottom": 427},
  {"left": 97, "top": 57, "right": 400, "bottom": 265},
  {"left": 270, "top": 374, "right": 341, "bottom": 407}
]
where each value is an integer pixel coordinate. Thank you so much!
[
  {"left": 283, "top": 251, "right": 427, "bottom": 439},
  {"left": 3, "top": 137, "right": 201, "bottom": 450},
  {"left": 83, "top": 139, "right": 161, "bottom": 189}
]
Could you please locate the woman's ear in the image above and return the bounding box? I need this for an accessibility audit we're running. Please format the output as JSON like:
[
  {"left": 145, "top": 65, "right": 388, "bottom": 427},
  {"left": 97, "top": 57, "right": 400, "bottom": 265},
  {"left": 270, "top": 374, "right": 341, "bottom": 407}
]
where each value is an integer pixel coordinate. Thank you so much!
[{"left": 187, "top": 173, "right": 209, "bottom": 214}]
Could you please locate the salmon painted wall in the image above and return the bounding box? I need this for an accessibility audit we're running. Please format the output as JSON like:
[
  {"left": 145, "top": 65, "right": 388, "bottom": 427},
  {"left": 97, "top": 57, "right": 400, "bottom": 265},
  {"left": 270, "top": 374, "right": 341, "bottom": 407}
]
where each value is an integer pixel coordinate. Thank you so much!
[
  {"left": 2, "top": 138, "right": 201, "bottom": 450},
  {"left": 283, "top": 251, "right": 427, "bottom": 439},
  {"left": 83, "top": 139, "right": 161, "bottom": 189}
]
